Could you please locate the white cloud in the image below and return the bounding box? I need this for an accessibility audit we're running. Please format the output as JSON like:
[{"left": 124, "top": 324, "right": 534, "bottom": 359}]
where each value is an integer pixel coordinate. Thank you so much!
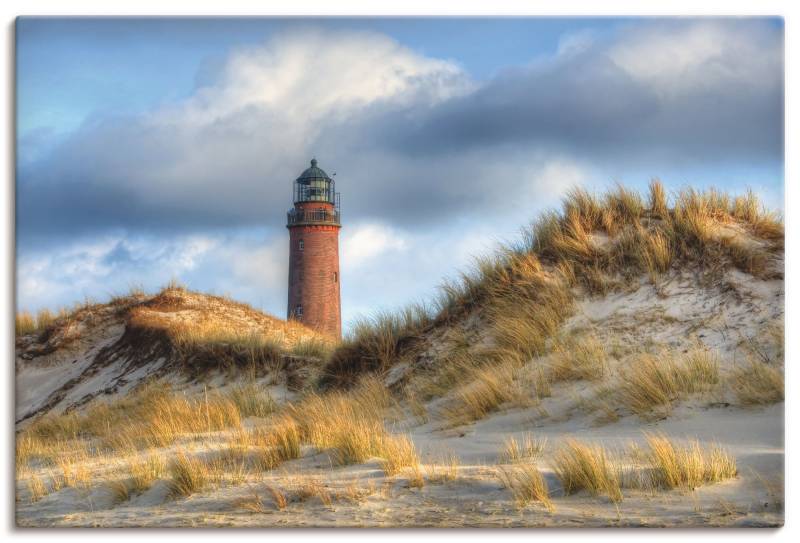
[
  {"left": 175, "top": 28, "right": 469, "bottom": 126},
  {"left": 16, "top": 233, "right": 221, "bottom": 312},
  {"left": 341, "top": 222, "right": 409, "bottom": 270},
  {"left": 228, "top": 235, "right": 288, "bottom": 290},
  {"left": 608, "top": 20, "right": 782, "bottom": 99}
]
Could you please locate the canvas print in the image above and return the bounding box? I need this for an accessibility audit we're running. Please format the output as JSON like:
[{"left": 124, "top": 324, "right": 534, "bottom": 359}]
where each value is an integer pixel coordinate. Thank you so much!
[{"left": 14, "top": 17, "right": 784, "bottom": 527}]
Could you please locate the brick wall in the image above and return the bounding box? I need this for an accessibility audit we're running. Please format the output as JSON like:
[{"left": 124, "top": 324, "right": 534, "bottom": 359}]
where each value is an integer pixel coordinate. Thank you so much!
[{"left": 287, "top": 202, "right": 342, "bottom": 338}]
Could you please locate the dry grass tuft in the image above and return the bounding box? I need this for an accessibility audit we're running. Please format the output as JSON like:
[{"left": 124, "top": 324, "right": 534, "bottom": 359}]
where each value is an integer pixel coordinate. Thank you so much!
[
  {"left": 618, "top": 348, "right": 720, "bottom": 419},
  {"left": 500, "top": 433, "right": 547, "bottom": 464},
  {"left": 550, "top": 334, "right": 607, "bottom": 382},
  {"left": 105, "top": 479, "right": 132, "bottom": 504},
  {"left": 379, "top": 433, "right": 420, "bottom": 476},
  {"left": 552, "top": 439, "right": 622, "bottom": 503},
  {"left": 53, "top": 452, "right": 91, "bottom": 489},
  {"left": 426, "top": 452, "right": 460, "bottom": 484},
  {"left": 730, "top": 359, "right": 784, "bottom": 406},
  {"left": 637, "top": 228, "right": 673, "bottom": 280},
  {"left": 15, "top": 311, "right": 36, "bottom": 336},
  {"left": 265, "top": 416, "right": 302, "bottom": 464},
  {"left": 167, "top": 451, "right": 209, "bottom": 498},
  {"left": 129, "top": 453, "right": 166, "bottom": 493},
  {"left": 285, "top": 376, "right": 418, "bottom": 472},
  {"left": 225, "top": 383, "right": 276, "bottom": 418},
  {"left": 648, "top": 179, "right": 669, "bottom": 219},
  {"left": 606, "top": 183, "right": 644, "bottom": 224},
  {"left": 322, "top": 306, "right": 433, "bottom": 387},
  {"left": 643, "top": 433, "right": 737, "bottom": 489},
  {"left": 266, "top": 485, "right": 288, "bottom": 510},
  {"left": 442, "top": 361, "right": 517, "bottom": 426},
  {"left": 26, "top": 474, "right": 48, "bottom": 503},
  {"left": 497, "top": 462, "right": 554, "bottom": 511}
]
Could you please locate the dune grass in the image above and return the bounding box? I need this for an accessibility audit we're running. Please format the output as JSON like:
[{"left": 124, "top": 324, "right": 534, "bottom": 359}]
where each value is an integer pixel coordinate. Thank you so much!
[
  {"left": 730, "top": 359, "right": 784, "bottom": 406},
  {"left": 552, "top": 439, "right": 623, "bottom": 503},
  {"left": 550, "top": 334, "right": 607, "bottom": 382},
  {"left": 643, "top": 434, "right": 737, "bottom": 489},
  {"left": 224, "top": 383, "right": 277, "bottom": 418},
  {"left": 441, "top": 361, "right": 517, "bottom": 426},
  {"left": 15, "top": 312, "right": 36, "bottom": 336},
  {"left": 129, "top": 453, "right": 167, "bottom": 494},
  {"left": 285, "top": 376, "right": 418, "bottom": 473},
  {"left": 167, "top": 451, "right": 209, "bottom": 498},
  {"left": 497, "top": 462, "right": 554, "bottom": 511},
  {"left": 425, "top": 453, "right": 460, "bottom": 484},
  {"left": 618, "top": 348, "right": 720, "bottom": 419},
  {"left": 25, "top": 474, "right": 48, "bottom": 503},
  {"left": 15, "top": 307, "right": 72, "bottom": 337},
  {"left": 500, "top": 433, "right": 547, "bottom": 464},
  {"left": 21, "top": 382, "right": 248, "bottom": 452}
]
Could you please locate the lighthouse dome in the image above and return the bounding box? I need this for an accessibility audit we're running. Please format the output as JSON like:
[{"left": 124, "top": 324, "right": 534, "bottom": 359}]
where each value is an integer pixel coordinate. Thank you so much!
[{"left": 296, "top": 158, "right": 332, "bottom": 183}]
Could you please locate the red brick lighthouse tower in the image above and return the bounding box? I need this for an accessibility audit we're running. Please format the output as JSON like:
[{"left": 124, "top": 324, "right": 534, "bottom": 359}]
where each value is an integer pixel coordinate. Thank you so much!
[{"left": 286, "top": 159, "right": 342, "bottom": 338}]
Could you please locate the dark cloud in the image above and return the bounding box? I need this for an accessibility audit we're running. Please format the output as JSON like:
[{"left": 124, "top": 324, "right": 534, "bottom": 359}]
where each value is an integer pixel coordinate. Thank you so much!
[{"left": 383, "top": 21, "right": 783, "bottom": 164}]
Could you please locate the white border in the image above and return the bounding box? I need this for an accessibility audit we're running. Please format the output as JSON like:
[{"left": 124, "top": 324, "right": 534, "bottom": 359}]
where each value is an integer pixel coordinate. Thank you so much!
[{"left": 2, "top": 1, "right": 795, "bottom": 542}]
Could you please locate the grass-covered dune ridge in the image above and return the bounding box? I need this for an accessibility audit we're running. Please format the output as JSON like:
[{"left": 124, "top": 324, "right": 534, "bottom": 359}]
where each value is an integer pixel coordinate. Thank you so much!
[
  {"left": 15, "top": 283, "right": 334, "bottom": 425},
  {"left": 323, "top": 182, "right": 783, "bottom": 389}
]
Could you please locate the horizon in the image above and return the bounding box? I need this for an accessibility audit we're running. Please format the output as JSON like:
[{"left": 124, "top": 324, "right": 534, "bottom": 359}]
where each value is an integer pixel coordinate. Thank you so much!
[{"left": 15, "top": 17, "right": 785, "bottom": 333}]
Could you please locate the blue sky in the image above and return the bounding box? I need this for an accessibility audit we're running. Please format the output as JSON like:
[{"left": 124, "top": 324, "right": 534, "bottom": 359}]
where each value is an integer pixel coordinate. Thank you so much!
[{"left": 16, "top": 17, "right": 784, "bottom": 331}]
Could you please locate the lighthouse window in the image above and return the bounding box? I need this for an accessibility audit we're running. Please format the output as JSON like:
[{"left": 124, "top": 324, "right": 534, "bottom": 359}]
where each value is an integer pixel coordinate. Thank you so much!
[
  {"left": 333, "top": 272, "right": 338, "bottom": 283},
  {"left": 299, "top": 239, "right": 304, "bottom": 251},
  {"left": 295, "top": 304, "right": 303, "bottom": 318}
]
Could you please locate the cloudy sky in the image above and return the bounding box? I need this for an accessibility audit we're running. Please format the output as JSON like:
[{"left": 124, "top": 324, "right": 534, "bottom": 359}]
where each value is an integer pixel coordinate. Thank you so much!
[{"left": 16, "top": 17, "right": 784, "bottom": 330}]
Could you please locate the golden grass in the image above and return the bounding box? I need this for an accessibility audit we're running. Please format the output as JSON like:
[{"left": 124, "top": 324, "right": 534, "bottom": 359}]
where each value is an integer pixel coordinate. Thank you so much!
[
  {"left": 550, "top": 334, "right": 607, "bottom": 382},
  {"left": 407, "top": 464, "right": 425, "bottom": 488},
  {"left": 643, "top": 434, "right": 737, "bottom": 489},
  {"left": 497, "top": 462, "right": 554, "bottom": 511},
  {"left": 24, "top": 474, "right": 48, "bottom": 503},
  {"left": 291, "top": 337, "right": 335, "bottom": 359},
  {"left": 291, "top": 477, "right": 334, "bottom": 506},
  {"left": 224, "top": 383, "right": 277, "bottom": 418},
  {"left": 284, "top": 376, "right": 418, "bottom": 472},
  {"left": 263, "top": 416, "right": 303, "bottom": 465},
  {"left": 637, "top": 228, "right": 673, "bottom": 281},
  {"left": 442, "top": 362, "right": 517, "bottom": 426},
  {"left": 322, "top": 305, "right": 433, "bottom": 387},
  {"left": 266, "top": 485, "right": 288, "bottom": 510},
  {"left": 138, "top": 392, "right": 242, "bottom": 447},
  {"left": 730, "top": 359, "right": 784, "bottom": 406},
  {"left": 15, "top": 311, "right": 36, "bottom": 336},
  {"left": 105, "top": 479, "right": 132, "bottom": 504},
  {"left": 129, "top": 453, "right": 167, "bottom": 493},
  {"left": 648, "top": 179, "right": 669, "bottom": 219},
  {"left": 15, "top": 308, "right": 67, "bottom": 336},
  {"left": 606, "top": 183, "right": 644, "bottom": 224},
  {"left": 22, "top": 383, "right": 249, "bottom": 453},
  {"left": 500, "top": 433, "right": 547, "bottom": 464},
  {"left": 552, "top": 439, "right": 622, "bottom": 503},
  {"left": 618, "top": 348, "right": 720, "bottom": 419},
  {"left": 167, "top": 451, "right": 209, "bottom": 498},
  {"left": 379, "top": 433, "right": 420, "bottom": 476},
  {"left": 50, "top": 450, "right": 92, "bottom": 489},
  {"left": 426, "top": 453, "right": 460, "bottom": 484}
]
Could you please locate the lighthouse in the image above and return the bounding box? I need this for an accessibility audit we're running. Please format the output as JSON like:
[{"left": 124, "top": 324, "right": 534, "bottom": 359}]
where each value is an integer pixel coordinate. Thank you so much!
[{"left": 286, "top": 159, "right": 342, "bottom": 338}]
